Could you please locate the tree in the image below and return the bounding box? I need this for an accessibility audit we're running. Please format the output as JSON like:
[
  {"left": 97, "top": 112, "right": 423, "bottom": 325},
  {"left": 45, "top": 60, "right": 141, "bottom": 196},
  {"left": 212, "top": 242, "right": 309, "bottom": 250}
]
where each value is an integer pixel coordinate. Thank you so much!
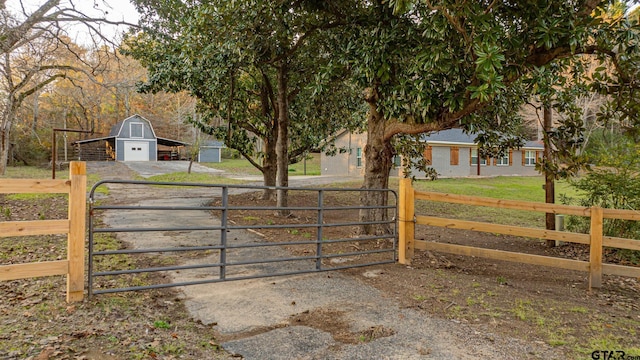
[
  {"left": 0, "top": 0, "right": 135, "bottom": 174},
  {"left": 124, "top": 1, "right": 363, "bottom": 204},
  {"left": 328, "top": 0, "right": 640, "bottom": 233}
]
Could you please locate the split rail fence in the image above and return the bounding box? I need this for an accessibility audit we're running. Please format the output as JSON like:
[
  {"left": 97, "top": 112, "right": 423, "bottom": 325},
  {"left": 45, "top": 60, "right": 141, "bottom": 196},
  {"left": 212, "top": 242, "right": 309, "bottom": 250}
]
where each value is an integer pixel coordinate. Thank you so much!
[
  {"left": 0, "top": 162, "right": 86, "bottom": 302},
  {"left": 398, "top": 178, "right": 640, "bottom": 289}
]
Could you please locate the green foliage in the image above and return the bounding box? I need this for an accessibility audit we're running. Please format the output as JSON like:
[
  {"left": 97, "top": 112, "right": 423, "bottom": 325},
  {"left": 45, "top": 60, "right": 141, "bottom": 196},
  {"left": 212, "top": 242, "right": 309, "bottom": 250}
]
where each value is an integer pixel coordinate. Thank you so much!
[
  {"left": 153, "top": 320, "right": 171, "bottom": 329},
  {"left": 10, "top": 127, "right": 51, "bottom": 167},
  {"left": 124, "top": 0, "right": 365, "bottom": 179},
  {"left": 563, "top": 141, "right": 640, "bottom": 261}
]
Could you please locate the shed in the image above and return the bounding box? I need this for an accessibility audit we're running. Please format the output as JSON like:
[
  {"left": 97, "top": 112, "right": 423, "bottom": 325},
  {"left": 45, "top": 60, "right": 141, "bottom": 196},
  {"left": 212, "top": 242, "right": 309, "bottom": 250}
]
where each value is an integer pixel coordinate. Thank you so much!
[
  {"left": 74, "top": 114, "right": 189, "bottom": 161},
  {"left": 198, "top": 140, "right": 225, "bottom": 163}
]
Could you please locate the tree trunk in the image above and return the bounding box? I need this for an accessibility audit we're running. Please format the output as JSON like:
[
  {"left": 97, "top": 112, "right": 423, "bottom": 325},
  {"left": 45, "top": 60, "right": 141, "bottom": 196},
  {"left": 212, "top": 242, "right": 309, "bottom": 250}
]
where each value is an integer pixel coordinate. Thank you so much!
[
  {"left": 275, "top": 64, "right": 290, "bottom": 216},
  {"left": 543, "top": 105, "right": 556, "bottom": 247},
  {"left": 262, "top": 137, "right": 277, "bottom": 200},
  {"left": 0, "top": 125, "right": 10, "bottom": 175},
  {"left": 359, "top": 88, "right": 393, "bottom": 235},
  {"left": 0, "top": 98, "right": 16, "bottom": 175}
]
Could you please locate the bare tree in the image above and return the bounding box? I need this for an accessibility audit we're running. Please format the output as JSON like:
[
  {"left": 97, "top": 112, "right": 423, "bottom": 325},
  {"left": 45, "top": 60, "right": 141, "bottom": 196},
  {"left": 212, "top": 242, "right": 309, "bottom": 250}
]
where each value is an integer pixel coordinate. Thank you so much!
[{"left": 0, "top": 0, "right": 134, "bottom": 174}]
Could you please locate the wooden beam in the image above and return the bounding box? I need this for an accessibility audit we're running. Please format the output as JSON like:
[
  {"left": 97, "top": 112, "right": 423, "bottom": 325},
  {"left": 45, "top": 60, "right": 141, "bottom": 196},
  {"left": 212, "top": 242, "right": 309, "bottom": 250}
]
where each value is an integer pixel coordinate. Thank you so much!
[
  {"left": 603, "top": 236, "right": 640, "bottom": 251},
  {"left": 415, "top": 240, "right": 590, "bottom": 272},
  {"left": 0, "top": 179, "right": 70, "bottom": 194},
  {"left": 67, "top": 161, "right": 87, "bottom": 303},
  {"left": 414, "top": 191, "right": 590, "bottom": 217},
  {"left": 0, "top": 220, "right": 69, "bottom": 237},
  {"left": 0, "top": 261, "right": 68, "bottom": 281},
  {"left": 398, "top": 178, "right": 415, "bottom": 265},
  {"left": 603, "top": 263, "right": 640, "bottom": 278},
  {"left": 416, "top": 215, "right": 590, "bottom": 244},
  {"left": 589, "top": 206, "right": 603, "bottom": 289},
  {"left": 602, "top": 208, "right": 640, "bottom": 221}
]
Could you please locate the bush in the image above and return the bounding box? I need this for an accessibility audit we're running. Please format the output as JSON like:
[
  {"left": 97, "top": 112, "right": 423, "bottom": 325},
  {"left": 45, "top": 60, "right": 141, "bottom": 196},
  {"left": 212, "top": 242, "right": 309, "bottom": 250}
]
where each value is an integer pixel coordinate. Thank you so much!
[
  {"left": 563, "top": 143, "right": 640, "bottom": 263},
  {"left": 11, "top": 128, "right": 51, "bottom": 166}
]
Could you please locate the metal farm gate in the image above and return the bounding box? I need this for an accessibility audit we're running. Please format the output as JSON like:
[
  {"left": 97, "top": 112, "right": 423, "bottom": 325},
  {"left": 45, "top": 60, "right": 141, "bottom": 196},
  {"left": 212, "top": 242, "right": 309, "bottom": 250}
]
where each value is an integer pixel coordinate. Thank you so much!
[{"left": 88, "top": 180, "right": 397, "bottom": 296}]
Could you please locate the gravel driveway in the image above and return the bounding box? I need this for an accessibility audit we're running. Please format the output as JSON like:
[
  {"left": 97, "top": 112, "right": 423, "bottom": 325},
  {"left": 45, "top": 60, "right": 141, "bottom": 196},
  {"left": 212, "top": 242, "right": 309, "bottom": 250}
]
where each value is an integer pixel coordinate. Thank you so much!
[{"left": 88, "top": 161, "right": 558, "bottom": 359}]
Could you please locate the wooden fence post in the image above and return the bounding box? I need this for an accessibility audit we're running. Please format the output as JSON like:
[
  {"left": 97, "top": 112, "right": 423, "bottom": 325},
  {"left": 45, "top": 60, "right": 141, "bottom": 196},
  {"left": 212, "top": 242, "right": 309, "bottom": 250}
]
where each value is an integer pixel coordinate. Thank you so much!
[
  {"left": 398, "top": 178, "right": 415, "bottom": 265},
  {"left": 67, "top": 161, "right": 86, "bottom": 302},
  {"left": 589, "top": 206, "right": 603, "bottom": 289}
]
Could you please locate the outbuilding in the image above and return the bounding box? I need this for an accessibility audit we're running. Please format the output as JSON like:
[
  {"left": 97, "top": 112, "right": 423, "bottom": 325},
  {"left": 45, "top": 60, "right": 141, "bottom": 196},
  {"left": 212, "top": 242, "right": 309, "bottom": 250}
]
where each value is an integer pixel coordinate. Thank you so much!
[
  {"left": 74, "top": 114, "right": 189, "bottom": 161},
  {"left": 198, "top": 140, "right": 225, "bottom": 163}
]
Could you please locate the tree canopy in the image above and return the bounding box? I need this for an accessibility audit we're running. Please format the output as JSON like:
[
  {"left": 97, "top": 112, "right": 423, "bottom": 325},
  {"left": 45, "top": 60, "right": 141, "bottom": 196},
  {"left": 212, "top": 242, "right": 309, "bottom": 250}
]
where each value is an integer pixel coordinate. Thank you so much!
[
  {"left": 123, "top": 0, "right": 640, "bottom": 228},
  {"left": 124, "top": 0, "right": 365, "bottom": 202},
  {"left": 0, "top": 0, "right": 138, "bottom": 174}
]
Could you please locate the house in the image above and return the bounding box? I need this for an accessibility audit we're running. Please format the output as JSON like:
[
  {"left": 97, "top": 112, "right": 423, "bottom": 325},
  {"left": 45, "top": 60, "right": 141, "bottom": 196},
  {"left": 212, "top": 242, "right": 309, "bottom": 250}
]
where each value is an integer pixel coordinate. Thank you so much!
[
  {"left": 320, "top": 130, "right": 368, "bottom": 176},
  {"left": 321, "top": 128, "right": 544, "bottom": 178},
  {"left": 74, "top": 114, "right": 190, "bottom": 161}
]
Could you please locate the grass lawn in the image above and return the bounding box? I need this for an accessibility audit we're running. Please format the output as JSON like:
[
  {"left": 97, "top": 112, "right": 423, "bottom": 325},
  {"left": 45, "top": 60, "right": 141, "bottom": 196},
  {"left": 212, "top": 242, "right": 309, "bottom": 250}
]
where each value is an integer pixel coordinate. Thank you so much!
[
  {"left": 201, "top": 153, "right": 321, "bottom": 176},
  {"left": 143, "top": 172, "right": 250, "bottom": 185},
  {"left": 408, "top": 176, "right": 584, "bottom": 228},
  {"left": 412, "top": 175, "right": 581, "bottom": 202},
  {"left": 2, "top": 165, "right": 56, "bottom": 179}
]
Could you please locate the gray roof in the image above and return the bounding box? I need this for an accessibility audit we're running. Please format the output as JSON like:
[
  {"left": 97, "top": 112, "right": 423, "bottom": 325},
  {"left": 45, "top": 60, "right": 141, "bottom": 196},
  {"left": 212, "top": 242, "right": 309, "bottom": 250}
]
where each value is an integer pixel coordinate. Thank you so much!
[
  {"left": 422, "top": 128, "right": 474, "bottom": 143},
  {"left": 74, "top": 114, "right": 189, "bottom": 147},
  {"left": 109, "top": 114, "right": 152, "bottom": 137},
  {"left": 422, "top": 128, "right": 543, "bottom": 149},
  {"left": 200, "top": 140, "right": 225, "bottom": 147}
]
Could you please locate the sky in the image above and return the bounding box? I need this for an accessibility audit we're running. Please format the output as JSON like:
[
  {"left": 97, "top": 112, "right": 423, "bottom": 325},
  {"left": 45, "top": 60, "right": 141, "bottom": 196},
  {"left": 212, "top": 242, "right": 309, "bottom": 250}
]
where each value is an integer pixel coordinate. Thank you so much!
[{"left": 10, "top": 0, "right": 140, "bottom": 45}]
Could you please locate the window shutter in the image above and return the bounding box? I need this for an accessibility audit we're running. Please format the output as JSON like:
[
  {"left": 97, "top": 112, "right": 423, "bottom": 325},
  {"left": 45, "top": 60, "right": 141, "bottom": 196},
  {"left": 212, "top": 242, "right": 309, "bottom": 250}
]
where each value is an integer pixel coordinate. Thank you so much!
[
  {"left": 450, "top": 146, "right": 459, "bottom": 165},
  {"left": 522, "top": 150, "right": 526, "bottom": 166},
  {"left": 509, "top": 150, "right": 513, "bottom": 166},
  {"left": 424, "top": 146, "right": 432, "bottom": 165},
  {"left": 486, "top": 156, "right": 491, "bottom": 166},
  {"left": 536, "top": 151, "right": 541, "bottom": 163},
  {"left": 469, "top": 148, "right": 473, "bottom": 165}
]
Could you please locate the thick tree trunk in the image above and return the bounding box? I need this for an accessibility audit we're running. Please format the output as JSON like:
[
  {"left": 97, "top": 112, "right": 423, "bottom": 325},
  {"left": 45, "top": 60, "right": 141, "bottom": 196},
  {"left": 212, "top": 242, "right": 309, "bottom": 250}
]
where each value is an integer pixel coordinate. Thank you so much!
[
  {"left": 359, "top": 89, "right": 393, "bottom": 235},
  {"left": 275, "top": 65, "right": 290, "bottom": 215},
  {"left": 262, "top": 137, "right": 277, "bottom": 200},
  {"left": 543, "top": 105, "right": 556, "bottom": 247}
]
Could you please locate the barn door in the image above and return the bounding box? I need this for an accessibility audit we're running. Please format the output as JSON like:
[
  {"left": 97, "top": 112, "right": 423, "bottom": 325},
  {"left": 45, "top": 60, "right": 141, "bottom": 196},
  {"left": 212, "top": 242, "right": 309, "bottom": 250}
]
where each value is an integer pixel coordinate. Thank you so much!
[{"left": 124, "top": 141, "right": 149, "bottom": 161}]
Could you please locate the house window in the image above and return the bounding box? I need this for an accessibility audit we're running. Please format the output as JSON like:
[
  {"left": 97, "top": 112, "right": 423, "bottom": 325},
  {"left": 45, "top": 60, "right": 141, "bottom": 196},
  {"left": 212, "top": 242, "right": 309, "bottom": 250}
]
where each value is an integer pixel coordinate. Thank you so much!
[
  {"left": 356, "top": 147, "right": 362, "bottom": 167},
  {"left": 130, "top": 123, "right": 144, "bottom": 138},
  {"left": 524, "top": 150, "right": 537, "bottom": 166},
  {"left": 470, "top": 148, "right": 486, "bottom": 166},
  {"left": 497, "top": 153, "right": 510, "bottom": 166},
  {"left": 450, "top": 147, "right": 459, "bottom": 166},
  {"left": 392, "top": 155, "right": 401, "bottom": 167}
]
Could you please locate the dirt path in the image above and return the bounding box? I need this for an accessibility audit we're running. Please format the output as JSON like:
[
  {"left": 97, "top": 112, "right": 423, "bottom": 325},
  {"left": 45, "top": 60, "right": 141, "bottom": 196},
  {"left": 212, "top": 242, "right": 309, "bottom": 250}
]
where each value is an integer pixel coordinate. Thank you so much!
[{"left": 89, "top": 161, "right": 562, "bottom": 359}]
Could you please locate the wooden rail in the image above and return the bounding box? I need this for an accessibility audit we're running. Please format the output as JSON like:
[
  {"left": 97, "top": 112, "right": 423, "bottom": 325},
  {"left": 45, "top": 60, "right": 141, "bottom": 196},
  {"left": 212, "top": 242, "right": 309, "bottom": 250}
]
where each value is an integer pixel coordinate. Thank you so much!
[
  {"left": 398, "top": 178, "right": 640, "bottom": 289},
  {"left": 0, "top": 162, "right": 86, "bottom": 302}
]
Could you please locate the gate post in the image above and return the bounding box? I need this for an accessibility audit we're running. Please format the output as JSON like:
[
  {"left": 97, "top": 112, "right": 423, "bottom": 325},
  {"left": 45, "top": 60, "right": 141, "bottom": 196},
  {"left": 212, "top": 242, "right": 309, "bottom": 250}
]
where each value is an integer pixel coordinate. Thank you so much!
[
  {"left": 589, "top": 206, "right": 603, "bottom": 289},
  {"left": 67, "top": 161, "right": 86, "bottom": 302},
  {"left": 398, "top": 178, "right": 415, "bottom": 265}
]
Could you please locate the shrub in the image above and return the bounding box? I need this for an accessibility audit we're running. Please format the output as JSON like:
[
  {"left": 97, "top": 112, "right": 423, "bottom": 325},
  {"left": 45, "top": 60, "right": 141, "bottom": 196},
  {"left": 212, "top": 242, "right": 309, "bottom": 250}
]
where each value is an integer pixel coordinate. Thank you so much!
[{"left": 563, "top": 142, "right": 640, "bottom": 263}]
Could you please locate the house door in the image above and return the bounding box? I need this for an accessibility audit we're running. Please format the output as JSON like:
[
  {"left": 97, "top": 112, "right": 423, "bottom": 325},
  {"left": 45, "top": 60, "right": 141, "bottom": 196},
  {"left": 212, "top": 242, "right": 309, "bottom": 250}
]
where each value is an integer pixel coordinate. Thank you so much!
[{"left": 124, "top": 141, "right": 149, "bottom": 161}]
